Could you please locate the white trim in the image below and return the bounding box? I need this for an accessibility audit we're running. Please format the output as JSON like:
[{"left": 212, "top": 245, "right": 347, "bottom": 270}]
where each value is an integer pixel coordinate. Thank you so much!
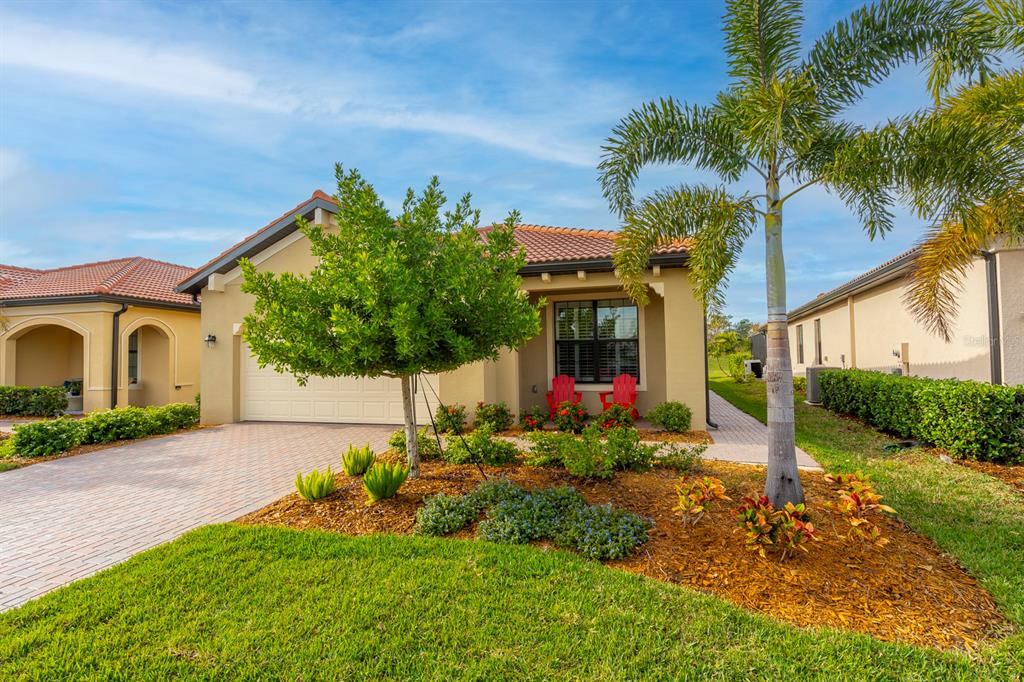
[{"left": 543, "top": 292, "right": 648, "bottom": 392}]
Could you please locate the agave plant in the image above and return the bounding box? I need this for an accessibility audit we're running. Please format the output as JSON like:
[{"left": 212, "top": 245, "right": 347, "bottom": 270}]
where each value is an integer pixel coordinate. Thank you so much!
[
  {"left": 341, "top": 443, "right": 375, "bottom": 475},
  {"left": 363, "top": 461, "right": 409, "bottom": 503},
  {"left": 294, "top": 466, "right": 337, "bottom": 501}
]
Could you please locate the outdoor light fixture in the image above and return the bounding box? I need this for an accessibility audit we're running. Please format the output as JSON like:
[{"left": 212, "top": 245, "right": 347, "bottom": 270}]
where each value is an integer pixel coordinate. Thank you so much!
[{"left": 204, "top": 334, "right": 217, "bottom": 347}]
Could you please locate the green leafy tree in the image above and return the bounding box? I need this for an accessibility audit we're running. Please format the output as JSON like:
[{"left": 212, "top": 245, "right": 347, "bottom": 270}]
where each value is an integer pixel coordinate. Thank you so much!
[
  {"left": 241, "top": 166, "right": 542, "bottom": 476},
  {"left": 709, "top": 330, "right": 744, "bottom": 371},
  {"left": 599, "top": 0, "right": 1016, "bottom": 506}
]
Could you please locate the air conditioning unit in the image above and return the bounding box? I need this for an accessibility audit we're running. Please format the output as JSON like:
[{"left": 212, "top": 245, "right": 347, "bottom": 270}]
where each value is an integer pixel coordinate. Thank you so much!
[{"left": 805, "top": 366, "right": 838, "bottom": 405}]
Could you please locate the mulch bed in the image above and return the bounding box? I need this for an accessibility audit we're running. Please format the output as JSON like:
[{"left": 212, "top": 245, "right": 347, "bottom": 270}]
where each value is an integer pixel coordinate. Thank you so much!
[
  {"left": 0, "top": 427, "right": 206, "bottom": 470},
  {"left": 496, "top": 426, "right": 712, "bottom": 444},
  {"left": 237, "top": 454, "right": 1009, "bottom": 651}
]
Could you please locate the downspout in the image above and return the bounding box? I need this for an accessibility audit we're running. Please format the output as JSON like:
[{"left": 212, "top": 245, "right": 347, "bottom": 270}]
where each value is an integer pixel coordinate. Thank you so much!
[
  {"left": 110, "top": 304, "right": 128, "bottom": 408},
  {"left": 703, "top": 314, "right": 718, "bottom": 429},
  {"left": 982, "top": 251, "right": 1002, "bottom": 385}
]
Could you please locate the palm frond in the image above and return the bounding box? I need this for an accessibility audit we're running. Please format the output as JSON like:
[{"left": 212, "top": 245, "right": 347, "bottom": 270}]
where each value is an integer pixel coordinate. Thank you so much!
[
  {"left": 805, "top": 0, "right": 979, "bottom": 114},
  {"left": 613, "top": 186, "right": 757, "bottom": 310},
  {"left": 723, "top": 0, "right": 803, "bottom": 88},
  {"left": 598, "top": 99, "right": 749, "bottom": 217}
]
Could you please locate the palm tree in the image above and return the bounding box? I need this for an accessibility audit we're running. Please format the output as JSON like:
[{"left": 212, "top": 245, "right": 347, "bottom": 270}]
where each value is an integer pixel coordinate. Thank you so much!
[{"left": 599, "top": 0, "right": 1018, "bottom": 506}]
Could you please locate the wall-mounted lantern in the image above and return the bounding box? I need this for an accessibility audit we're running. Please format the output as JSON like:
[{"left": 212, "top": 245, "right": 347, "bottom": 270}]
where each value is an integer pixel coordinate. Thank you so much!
[{"left": 204, "top": 334, "right": 217, "bottom": 348}]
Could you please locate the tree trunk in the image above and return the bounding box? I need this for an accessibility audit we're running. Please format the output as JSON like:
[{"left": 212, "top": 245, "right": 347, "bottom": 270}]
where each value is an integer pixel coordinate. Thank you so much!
[
  {"left": 762, "top": 177, "right": 804, "bottom": 507},
  {"left": 400, "top": 374, "right": 419, "bottom": 478}
]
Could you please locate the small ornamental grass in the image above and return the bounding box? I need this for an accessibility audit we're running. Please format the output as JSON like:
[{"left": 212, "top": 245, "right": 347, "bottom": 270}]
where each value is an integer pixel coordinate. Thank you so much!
[
  {"left": 434, "top": 403, "right": 467, "bottom": 434},
  {"left": 442, "top": 424, "right": 517, "bottom": 466},
  {"left": 553, "top": 401, "right": 588, "bottom": 433},
  {"left": 675, "top": 476, "right": 730, "bottom": 526},
  {"left": 645, "top": 401, "right": 693, "bottom": 433},
  {"left": 734, "top": 495, "right": 818, "bottom": 561},
  {"left": 363, "top": 461, "right": 409, "bottom": 503},
  {"left": 341, "top": 444, "right": 375, "bottom": 475},
  {"left": 473, "top": 402, "right": 514, "bottom": 431},
  {"left": 518, "top": 404, "right": 547, "bottom": 432},
  {"left": 294, "top": 467, "right": 337, "bottom": 501}
]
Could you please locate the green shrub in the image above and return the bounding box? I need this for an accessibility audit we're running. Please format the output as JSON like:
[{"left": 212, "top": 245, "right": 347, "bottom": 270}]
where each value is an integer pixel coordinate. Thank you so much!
[
  {"left": 341, "top": 444, "right": 375, "bottom": 475},
  {"left": 645, "top": 401, "right": 693, "bottom": 433},
  {"left": 561, "top": 424, "right": 614, "bottom": 479},
  {"left": 0, "top": 386, "right": 68, "bottom": 417},
  {"left": 363, "top": 461, "right": 409, "bottom": 503},
  {"left": 554, "top": 504, "right": 654, "bottom": 560},
  {"left": 553, "top": 400, "right": 588, "bottom": 433},
  {"left": 819, "top": 369, "right": 1024, "bottom": 462},
  {"left": 434, "top": 403, "right": 467, "bottom": 434},
  {"left": 478, "top": 487, "right": 589, "bottom": 544},
  {"left": 605, "top": 426, "right": 658, "bottom": 472},
  {"left": 146, "top": 403, "right": 200, "bottom": 433},
  {"left": 524, "top": 430, "right": 574, "bottom": 466},
  {"left": 518, "top": 404, "right": 547, "bottom": 431},
  {"left": 597, "top": 404, "right": 634, "bottom": 431},
  {"left": 388, "top": 427, "right": 441, "bottom": 460},
  {"left": 654, "top": 443, "right": 706, "bottom": 473},
  {"left": 443, "top": 424, "right": 517, "bottom": 466},
  {"left": 725, "top": 352, "right": 752, "bottom": 383},
  {"left": 473, "top": 402, "right": 514, "bottom": 431},
  {"left": 11, "top": 418, "right": 85, "bottom": 457},
  {"left": 793, "top": 376, "right": 807, "bottom": 392},
  {"left": 415, "top": 493, "right": 479, "bottom": 536},
  {"left": 294, "top": 467, "right": 337, "bottom": 501},
  {"left": 465, "top": 477, "right": 527, "bottom": 509},
  {"left": 0, "top": 436, "right": 15, "bottom": 458},
  {"left": 80, "top": 406, "right": 157, "bottom": 444}
]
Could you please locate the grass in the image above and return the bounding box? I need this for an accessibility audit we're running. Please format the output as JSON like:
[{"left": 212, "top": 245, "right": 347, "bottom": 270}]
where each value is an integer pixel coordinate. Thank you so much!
[
  {"left": 1, "top": 523, "right": 1018, "bottom": 680},
  {"left": 710, "top": 370, "right": 1024, "bottom": 666}
]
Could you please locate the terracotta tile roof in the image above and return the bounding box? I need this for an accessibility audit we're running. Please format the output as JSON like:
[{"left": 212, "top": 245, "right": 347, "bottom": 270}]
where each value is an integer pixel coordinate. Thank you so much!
[
  {"left": 0, "top": 257, "right": 198, "bottom": 307},
  {"left": 480, "top": 223, "right": 690, "bottom": 264}
]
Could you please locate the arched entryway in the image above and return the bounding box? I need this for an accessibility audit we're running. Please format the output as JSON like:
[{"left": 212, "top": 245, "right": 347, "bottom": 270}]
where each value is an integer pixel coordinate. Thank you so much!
[
  {"left": 120, "top": 321, "right": 174, "bottom": 407},
  {"left": 2, "top": 321, "right": 87, "bottom": 411}
]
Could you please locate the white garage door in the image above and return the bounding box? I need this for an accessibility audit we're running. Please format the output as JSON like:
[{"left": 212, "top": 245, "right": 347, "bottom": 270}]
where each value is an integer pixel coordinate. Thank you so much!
[{"left": 241, "top": 344, "right": 436, "bottom": 424}]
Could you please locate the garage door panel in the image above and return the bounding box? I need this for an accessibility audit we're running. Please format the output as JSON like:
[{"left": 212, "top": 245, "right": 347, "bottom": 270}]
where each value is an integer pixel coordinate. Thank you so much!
[{"left": 241, "top": 342, "right": 434, "bottom": 424}]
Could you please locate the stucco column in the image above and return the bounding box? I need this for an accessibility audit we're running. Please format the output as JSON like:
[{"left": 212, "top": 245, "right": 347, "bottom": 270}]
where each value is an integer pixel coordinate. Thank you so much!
[
  {"left": 85, "top": 318, "right": 113, "bottom": 414},
  {"left": 661, "top": 274, "right": 707, "bottom": 431}
]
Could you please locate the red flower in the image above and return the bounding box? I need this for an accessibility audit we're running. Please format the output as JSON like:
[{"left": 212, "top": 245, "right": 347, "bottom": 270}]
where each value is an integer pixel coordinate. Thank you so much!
[{"left": 560, "top": 409, "right": 569, "bottom": 416}]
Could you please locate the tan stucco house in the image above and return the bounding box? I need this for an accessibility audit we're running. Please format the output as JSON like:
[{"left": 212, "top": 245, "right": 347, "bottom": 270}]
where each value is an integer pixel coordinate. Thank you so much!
[
  {"left": 787, "top": 241, "right": 1023, "bottom": 386},
  {"left": 0, "top": 258, "right": 201, "bottom": 413},
  {"left": 176, "top": 191, "right": 708, "bottom": 429}
]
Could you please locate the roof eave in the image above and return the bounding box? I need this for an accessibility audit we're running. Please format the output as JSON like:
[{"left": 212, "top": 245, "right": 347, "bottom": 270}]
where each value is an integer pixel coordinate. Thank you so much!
[
  {"left": 787, "top": 253, "right": 917, "bottom": 320},
  {"left": 175, "top": 195, "right": 336, "bottom": 295},
  {"left": 519, "top": 251, "right": 688, "bottom": 276},
  {"left": 0, "top": 294, "right": 200, "bottom": 312}
]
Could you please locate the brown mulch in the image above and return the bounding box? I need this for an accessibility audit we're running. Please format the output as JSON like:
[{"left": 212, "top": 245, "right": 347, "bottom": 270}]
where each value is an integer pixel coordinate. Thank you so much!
[
  {"left": 955, "top": 458, "right": 1024, "bottom": 494},
  {"left": 237, "top": 455, "right": 1010, "bottom": 651},
  {"left": 0, "top": 426, "right": 207, "bottom": 470}
]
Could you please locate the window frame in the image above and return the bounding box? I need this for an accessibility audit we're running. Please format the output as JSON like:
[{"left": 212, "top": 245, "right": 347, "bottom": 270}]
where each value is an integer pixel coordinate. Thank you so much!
[
  {"left": 127, "top": 330, "right": 140, "bottom": 385},
  {"left": 796, "top": 324, "right": 804, "bottom": 365},
  {"left": 813, "top": 318, "right": 822, "bottom": 365},
  {"left": 553, "top": 298, "right": 640, "bottom": 385}
]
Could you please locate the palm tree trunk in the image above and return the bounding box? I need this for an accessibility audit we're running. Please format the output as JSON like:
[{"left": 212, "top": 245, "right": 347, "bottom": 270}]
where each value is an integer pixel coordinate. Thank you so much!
[
  {"left": 400, "top": 375, "right": 420, "bottom": 478},
  {"left": 762, "top": 176, "right": 804, "bottom": 506}
]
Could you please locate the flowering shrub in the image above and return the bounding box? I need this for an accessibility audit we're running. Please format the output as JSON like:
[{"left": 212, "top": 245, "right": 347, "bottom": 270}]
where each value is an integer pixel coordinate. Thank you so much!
[
  {"left": 434, "top": 403, "right": 467, "bottom": 434},
  {"left": 734, "top": 495, "right": 817, "bottom": 560},
  {"left": 478, "top": 486, "right": 588, "bottom": 544},
  {"left": 825, "top": 471, "right": 895, "bottom": 546},
  {"left": 553, "top": 400, "right": 588, "bottom": 433},
  {"left": 605, "top": 426, "right": 658, "bottom": 472},
  {"left": 518, "top": 405, "right": 548, "bottom": 432},
  {"left": 674, "top": 476, "right": 730, "bottom": 526},
  {"left": 415, "top": 493, "right": 479, "bottom": 536},
  {"left": 598, "top": 404, "right": 634, "bottom": 431},
  {"left": 645, "top": 401, "right": 692, "bottom": 433},
  {"left": 442, "top": 423, "right": 518, "bottom": 466},
  {"left": 473, "top": 401, "right": 514, "bottom": 431},
  {"left": 560, "top": 425, "right": 614, "bottom": 479}
]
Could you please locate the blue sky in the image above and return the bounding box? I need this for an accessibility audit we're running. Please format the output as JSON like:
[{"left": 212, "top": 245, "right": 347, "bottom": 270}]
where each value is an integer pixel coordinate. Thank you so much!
[{"left": 1, "top": 0, "right": 939, "bottom": 320}]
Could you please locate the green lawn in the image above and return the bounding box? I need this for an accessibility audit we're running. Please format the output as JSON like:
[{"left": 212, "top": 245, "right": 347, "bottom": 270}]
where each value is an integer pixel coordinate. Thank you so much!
[
  {"left": 710, "top": 371, "right": 1024, "bottom": 663},
  {"left": 1, "top": 524, "right": 1017, "bottom": 681}
]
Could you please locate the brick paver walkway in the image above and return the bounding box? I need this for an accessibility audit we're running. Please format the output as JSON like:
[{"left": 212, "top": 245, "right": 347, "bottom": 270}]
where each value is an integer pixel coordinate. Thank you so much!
[
  {"left": 0, "top": 422, "right": 393, "bottom": 611},
  {"left": 706, "top": 391, "right": 820, "bottom": 469}
]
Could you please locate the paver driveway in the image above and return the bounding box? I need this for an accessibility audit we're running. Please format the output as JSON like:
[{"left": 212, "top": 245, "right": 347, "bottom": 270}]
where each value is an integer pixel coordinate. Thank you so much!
[{"left": 0, "top": 422, "right": 393, "bottom": 611}]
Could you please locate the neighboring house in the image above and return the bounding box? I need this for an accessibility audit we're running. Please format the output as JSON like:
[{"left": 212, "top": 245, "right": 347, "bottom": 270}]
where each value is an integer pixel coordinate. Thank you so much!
[
  {"left": 787, "top": 242, "right": 1023, "bottom": 386},
  {"left": 176, "top": 191, "right": 707, "bottom": 428},
  {"left": 0, "top": 258, "right": 201, "bottom": 413}
]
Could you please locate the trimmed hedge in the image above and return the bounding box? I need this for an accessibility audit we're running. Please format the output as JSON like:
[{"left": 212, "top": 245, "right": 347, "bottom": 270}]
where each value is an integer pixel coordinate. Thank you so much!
[
  {"left": 819, "top": 369, "right": 1024, "bottom": 463},
  {"left": 10, "top": 402, "right": 200, "bottom": 458},
  {"left": 0, "top": 386, "right": 68, "bottom": 417}
]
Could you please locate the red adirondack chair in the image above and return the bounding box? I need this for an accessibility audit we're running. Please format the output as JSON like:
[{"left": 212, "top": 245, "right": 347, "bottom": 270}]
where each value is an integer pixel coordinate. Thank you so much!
[
  {"left": 546, "top": 374, "right": 583, "bottom": 418},
  {"left": 599, "top": 374, "right": 639, "bottom": 419}
]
